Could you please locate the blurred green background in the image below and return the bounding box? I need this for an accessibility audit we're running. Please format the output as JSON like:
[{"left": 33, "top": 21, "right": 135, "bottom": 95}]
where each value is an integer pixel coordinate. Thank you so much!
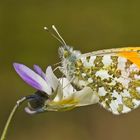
[{"left": 1, "top": 0, "right": 140, "bottom": 140}]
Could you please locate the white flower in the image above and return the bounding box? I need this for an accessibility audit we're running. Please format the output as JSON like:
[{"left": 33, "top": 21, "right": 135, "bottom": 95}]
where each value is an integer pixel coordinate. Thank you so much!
[{"left": 13, "top": 63, "right": 99, "bottom": 114}]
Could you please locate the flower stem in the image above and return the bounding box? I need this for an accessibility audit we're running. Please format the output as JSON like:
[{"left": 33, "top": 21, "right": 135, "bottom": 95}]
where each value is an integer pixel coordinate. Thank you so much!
[{"left": 0, "top": 97, "right": 27, "bottom": 140}]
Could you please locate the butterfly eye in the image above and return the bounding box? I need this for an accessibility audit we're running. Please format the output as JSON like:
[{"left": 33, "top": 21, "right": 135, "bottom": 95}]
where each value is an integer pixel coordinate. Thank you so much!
[{"left": 64, "top": 50, "right": 69, "bottom": 58}]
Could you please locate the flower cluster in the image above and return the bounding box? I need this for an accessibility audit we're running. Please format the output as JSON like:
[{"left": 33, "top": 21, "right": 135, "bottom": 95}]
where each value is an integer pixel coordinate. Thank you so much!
[{"left": 13, "top": 63, "right": 99, "bottom": 114}]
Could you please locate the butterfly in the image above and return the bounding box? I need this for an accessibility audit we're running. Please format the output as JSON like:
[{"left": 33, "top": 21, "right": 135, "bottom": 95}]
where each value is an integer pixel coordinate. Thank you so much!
[{"left": 45, "top": 25, "right": 140, "bottom": 115}]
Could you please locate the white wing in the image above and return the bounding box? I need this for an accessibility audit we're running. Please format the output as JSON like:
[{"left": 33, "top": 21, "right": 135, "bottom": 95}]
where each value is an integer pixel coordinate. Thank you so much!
[{"left": 72, "top": 47, "right": 140, "bottom": 114}]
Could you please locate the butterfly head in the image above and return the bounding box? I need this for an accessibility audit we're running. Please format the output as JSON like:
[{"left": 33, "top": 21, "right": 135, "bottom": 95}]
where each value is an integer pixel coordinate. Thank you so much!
[
  {"left": 44, "top": 25, "right": 81, "bottom": 60},
  {"left": 58, "top": 45, "right": 81, "bottom": 60}
]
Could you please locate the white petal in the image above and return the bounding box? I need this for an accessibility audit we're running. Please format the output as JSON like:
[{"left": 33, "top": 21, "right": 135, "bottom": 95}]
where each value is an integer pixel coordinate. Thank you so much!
[
  {"left": 60, "top": 78, "right": 76, "bottom": 99},
  {"left": 46, "top": 66, "right": 59, "bottom": 91},
  {"left": 74, "top": 87, "right": 99, "bottom": 106},
  {"left": 53, "top": 78, "right": 75, "bottom": 102}
]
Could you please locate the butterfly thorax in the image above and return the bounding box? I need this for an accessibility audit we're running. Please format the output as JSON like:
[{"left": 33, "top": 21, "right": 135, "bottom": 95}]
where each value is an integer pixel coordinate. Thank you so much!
[{"left": 59, "top": 46, "right": 81, "bottom": 79}]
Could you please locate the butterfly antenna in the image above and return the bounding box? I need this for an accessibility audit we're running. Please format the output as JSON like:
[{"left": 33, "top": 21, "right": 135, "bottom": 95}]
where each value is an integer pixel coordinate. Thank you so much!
[{"left": 44, "top": 25, "right": 67, "bottom": 47}]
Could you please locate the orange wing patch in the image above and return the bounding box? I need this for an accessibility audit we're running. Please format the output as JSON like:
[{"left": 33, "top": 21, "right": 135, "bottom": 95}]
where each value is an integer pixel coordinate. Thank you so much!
[{"left": 117, "top": 47, "right": 140, "bottom": 68}]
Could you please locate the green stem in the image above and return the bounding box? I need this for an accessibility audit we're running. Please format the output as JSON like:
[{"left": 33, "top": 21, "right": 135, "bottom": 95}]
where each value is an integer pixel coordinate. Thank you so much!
[{"left": 0, "top": 97, "right": 27, "bottom": 140}]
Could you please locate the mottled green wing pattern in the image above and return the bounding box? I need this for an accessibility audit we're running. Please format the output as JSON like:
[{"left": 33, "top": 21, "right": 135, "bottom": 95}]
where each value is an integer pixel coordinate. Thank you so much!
[{"left": 71, "top": 47, "right": 140, "bottom": 114}]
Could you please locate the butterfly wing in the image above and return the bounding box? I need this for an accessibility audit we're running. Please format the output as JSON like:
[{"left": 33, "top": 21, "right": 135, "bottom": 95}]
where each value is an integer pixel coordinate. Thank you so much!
[{"left": 72, "top": 47, "right": 140, "bottom": 114}]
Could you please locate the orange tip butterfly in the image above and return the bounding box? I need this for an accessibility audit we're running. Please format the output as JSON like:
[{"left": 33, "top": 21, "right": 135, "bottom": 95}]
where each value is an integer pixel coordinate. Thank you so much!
[{"left": 45, "top": 25, "right": 140, "bottom": 115}]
